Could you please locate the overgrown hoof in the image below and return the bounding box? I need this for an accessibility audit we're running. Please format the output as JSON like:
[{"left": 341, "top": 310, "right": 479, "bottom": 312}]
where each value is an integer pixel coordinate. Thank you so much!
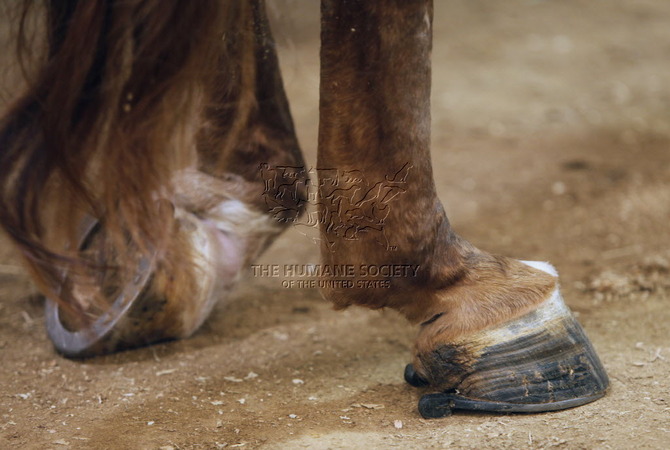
[
  {"left": 412, "top": 261, "right": 609, "bottom": 418},
  {"left": 45, "top": 256, "right": 154, "bottom": 358},
  {"left": 45, "top": 213, "right": 222, "bottom": 358}
]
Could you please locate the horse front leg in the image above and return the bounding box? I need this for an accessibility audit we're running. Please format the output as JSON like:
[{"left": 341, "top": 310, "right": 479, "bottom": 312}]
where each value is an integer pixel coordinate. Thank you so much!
[{"left": 318, "top": 0, "right": 608, "bottom": 417}]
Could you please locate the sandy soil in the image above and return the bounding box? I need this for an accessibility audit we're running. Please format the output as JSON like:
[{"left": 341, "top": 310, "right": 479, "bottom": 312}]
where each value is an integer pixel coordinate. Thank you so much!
[{"left": 1, "top": 1, "right": 669, "bottom": 448}]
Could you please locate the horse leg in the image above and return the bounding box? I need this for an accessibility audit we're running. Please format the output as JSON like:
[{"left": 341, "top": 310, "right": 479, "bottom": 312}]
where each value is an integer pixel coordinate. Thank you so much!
[
  {"left": 173, "top": 0, "right": 308, "bottom": 275},
  {"left": 194, "top": 0, "right": 307, "bottom": 217},
  {"left": 318, "top": 0, "right": 608, "bottom": 417},
  {"left": 46, "top": 0, "right": 307, "bottom": 357}
]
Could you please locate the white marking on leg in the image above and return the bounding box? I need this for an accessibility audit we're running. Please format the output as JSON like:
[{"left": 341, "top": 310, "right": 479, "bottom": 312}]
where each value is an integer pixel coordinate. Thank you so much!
[{"left": 520, "top": 260, "right": 559, "bottom": 277}]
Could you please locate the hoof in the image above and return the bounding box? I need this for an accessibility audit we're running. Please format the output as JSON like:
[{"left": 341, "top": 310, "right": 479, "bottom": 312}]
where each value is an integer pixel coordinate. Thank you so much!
[
  {"left": 416, "top": 261, "right": 609, "bottom": 417},
  {"left": 404, "top": 363, "right": 429, "bottom": 387},
  {"left": 45, "top": 254, "right": 153, "bottom": 357},
  {"left": 45, "top": 213, "right": 222, "bottom": 358}
]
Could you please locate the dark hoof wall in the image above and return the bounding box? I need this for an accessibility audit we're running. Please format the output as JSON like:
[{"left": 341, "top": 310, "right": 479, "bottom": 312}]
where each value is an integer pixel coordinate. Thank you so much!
[
  {"left": 404, "top": 363, "right": 429, "bottom": 387},
  {"left": 415, "top": 270, "right": 610, "bottom": 419}
]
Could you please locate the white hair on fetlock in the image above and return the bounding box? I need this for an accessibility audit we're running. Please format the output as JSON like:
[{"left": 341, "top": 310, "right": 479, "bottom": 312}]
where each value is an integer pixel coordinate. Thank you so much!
[
  {"left": 208, "top": 199, "right": 284, "bottom": 236},
  {"left": 519, "top": 260, "right": 559, "bottom": 277}
]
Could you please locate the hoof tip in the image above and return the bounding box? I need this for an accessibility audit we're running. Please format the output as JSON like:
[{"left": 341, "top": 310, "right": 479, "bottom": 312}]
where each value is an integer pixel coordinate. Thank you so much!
[{"left": 404, "top": 363, "right": 429, "bottom": 387}]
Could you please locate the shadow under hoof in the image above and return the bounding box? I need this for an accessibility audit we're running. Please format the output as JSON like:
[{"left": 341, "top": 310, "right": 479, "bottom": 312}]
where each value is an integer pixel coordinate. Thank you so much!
[{"left": 418, "top": 389, "right": 607, "bottom": 419}]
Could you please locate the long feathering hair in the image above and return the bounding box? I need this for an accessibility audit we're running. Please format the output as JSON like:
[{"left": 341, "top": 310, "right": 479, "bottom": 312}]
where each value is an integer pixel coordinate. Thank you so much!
[{"left": 0, "top": 1, "right": 256, "bottom": 320}]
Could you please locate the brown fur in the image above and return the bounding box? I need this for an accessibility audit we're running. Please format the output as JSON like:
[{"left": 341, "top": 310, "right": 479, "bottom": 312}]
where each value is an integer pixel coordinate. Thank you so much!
[
  {"left": 0, "top": 1, "right": 305, "bottom": 325},
  {"left": 2, "top": 0, "right": 560, "bottom": 381},
  {"left": 1, "top": 0, "right": 229, "bottom": 316},
  {"left": 317, "top": 0, "right": 557, "bottom": 373}
]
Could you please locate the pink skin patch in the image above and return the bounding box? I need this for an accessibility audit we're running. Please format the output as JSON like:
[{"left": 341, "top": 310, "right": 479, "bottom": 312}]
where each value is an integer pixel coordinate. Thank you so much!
[{"left": 203, "top": 219, "right": 246, "bottom": 285}]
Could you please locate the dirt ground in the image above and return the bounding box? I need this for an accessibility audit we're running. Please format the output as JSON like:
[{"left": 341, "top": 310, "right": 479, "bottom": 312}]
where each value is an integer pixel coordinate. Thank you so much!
[{"left": 1, "top": 1, "right": 669, "bottom": 448}]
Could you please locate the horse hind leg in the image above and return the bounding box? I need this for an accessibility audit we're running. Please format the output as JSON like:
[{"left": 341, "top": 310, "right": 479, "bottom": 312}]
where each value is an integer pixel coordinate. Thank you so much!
[{"left": 45, "top": 0, "right": 308, "bottom": 357}]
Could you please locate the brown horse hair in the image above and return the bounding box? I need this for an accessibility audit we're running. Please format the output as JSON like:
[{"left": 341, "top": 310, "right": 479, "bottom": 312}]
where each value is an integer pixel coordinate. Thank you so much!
[{"left": 0, "top": 1, "right": 253, "bottom": 320}]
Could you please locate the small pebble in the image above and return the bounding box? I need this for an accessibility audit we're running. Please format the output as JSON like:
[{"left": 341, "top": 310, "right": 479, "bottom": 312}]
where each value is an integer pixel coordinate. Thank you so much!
[{"left": 551, "top": 181, "right": 566, "bottom": 195}]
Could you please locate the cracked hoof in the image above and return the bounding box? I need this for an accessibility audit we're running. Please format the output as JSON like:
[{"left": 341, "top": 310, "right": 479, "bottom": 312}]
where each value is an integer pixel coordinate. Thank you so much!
[{"left": 413, "top": 261, "right": 609, "bottom": 418}]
